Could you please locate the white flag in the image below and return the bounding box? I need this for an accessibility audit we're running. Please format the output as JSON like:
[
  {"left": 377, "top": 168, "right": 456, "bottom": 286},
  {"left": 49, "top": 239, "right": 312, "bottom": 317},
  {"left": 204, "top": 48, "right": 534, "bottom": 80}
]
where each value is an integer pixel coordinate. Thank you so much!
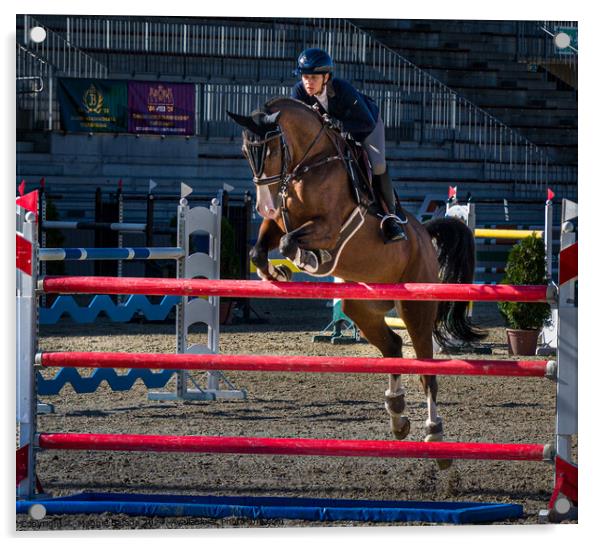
[
  {"left": 181, "top": 183, "right": 193, "bottom": 199},
  {"left": 148, "top": 179, "right": 157, "bottom": 194}
]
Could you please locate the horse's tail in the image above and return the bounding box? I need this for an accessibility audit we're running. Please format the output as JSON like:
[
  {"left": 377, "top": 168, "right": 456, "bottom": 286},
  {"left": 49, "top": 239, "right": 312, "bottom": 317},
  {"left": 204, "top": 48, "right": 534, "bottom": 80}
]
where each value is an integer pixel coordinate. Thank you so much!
[{"left": 425, "top": 217, "right": 486, "bottom": 347}]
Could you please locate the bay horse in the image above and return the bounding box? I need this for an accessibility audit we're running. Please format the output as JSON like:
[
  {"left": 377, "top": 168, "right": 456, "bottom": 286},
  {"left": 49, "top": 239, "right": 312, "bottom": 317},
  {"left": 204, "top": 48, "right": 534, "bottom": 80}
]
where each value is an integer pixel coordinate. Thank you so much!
[{"left": 228, "top": 97, "right": 483, "bottom": 468}]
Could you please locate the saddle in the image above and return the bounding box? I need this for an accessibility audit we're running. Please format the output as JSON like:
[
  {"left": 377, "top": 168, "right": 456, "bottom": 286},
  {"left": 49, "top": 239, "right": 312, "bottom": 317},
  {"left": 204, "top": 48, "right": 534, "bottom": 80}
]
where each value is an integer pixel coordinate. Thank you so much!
[
  {"left": 309, "top": 102, "right": 379, "bottom": 213},
  {"left": 342, "top": 136, "right": 375, "bottom": 205},
  {"left": 329, "top": 125, "right": 388, "bottom": 218}
]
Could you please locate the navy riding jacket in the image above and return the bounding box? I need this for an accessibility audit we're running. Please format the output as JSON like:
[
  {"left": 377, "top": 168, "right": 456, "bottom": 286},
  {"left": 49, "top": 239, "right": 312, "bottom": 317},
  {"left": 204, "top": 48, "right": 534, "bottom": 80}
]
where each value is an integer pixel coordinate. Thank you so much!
[{"left": 291, "top": 78, "right": 379, "bottom": 142}]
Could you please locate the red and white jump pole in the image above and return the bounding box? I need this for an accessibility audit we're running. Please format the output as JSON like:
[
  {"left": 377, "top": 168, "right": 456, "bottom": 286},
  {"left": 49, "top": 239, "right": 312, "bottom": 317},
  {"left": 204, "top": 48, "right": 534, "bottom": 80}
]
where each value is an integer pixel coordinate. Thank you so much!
[{"left": 545, "top": 198, "right": 578, "bottom": 520}]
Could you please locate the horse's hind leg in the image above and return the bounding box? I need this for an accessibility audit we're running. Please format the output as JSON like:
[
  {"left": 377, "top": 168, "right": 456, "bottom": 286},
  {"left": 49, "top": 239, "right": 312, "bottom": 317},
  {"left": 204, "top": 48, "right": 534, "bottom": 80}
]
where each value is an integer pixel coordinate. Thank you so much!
[
  {"left": 342, "top": 299, "right": 410, "bottom": 440},
  {"left": 397, "top": 300, "right": 452, "bottom": 470},
  {"left": 385, "top": 375, "right": 411, "bottom": 440}
]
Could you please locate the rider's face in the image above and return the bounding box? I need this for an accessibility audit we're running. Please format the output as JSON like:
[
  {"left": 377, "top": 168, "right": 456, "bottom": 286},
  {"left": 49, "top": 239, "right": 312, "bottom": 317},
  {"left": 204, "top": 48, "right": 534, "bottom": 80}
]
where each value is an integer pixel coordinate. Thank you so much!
[{"left": 302, "top": 74, "right": 329, "bottom": 96}]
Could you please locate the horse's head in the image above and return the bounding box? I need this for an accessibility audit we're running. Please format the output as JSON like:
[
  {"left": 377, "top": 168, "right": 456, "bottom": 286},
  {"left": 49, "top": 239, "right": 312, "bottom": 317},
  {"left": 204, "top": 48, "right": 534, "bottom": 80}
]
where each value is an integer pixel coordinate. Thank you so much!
[
  {"left": 229, "top": 99, "right": 342, "bottom": 227},
  {"left": 227, "top": 109, "right": 286, "bottom": 220}
]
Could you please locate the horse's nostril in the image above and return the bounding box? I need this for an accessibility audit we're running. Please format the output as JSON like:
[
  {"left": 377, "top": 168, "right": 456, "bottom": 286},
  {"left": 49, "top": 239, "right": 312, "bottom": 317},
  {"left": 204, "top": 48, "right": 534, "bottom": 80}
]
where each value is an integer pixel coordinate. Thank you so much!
[{"left": 256, "top": 203, "right": 278, "bottom": 219}]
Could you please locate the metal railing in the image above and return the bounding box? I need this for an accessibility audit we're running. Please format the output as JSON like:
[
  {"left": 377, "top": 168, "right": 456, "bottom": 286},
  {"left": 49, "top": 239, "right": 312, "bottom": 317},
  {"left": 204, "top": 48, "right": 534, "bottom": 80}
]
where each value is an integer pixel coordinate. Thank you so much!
[
  {"left": 18, "top": 15, "right": 108, "bottom": 78},
  {"left": 63, "top": 15, "right": 562, "bottom": 190},
  {"left": 16, "top": 43, "right": 54, "bottom": 130},
  {"left": 199, "top": 83, "right": 289, "bottom": 137},
  {"left": 63, "top": 17, "right": 291, "bottom": 59},
  {"left": 517, "top": 21, "right": 578, "bottom": 68},
  {"left": 309, "top": 18, "right": 559, "bottom": 191},
  {"left": 16, "top": 15, "right": 109, "bottom": 131},
  {"left": 16, "top": 15, "right": 576, "bottom": 194}
]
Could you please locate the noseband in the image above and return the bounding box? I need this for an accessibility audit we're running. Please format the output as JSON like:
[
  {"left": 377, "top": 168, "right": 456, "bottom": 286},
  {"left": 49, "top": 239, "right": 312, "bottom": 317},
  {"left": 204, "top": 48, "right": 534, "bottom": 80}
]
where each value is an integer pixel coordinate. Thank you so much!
[{"left": 242, "top": 129, "right": 291, "bottom": 187}]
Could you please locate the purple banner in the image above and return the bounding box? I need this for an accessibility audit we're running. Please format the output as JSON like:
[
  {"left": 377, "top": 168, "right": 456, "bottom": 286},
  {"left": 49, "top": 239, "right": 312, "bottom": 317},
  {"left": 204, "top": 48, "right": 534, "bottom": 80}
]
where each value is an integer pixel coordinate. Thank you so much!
[{"left": 128, "top": 81, "right": 195, "bottom": 135}]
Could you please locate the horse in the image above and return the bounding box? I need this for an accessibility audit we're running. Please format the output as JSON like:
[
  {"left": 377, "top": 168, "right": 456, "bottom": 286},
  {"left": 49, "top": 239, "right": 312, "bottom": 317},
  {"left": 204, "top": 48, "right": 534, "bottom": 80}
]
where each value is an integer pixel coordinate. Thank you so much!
[{"left": 227, "top": 97, "right": 484, "bottom": 468}]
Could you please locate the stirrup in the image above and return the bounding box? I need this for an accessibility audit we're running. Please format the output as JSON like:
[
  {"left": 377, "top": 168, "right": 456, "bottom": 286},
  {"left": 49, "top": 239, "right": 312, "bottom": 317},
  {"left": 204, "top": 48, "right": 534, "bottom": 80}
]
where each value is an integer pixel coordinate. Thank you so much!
[
  {"left": 380, "top": 214, "right": 408, "bottom": 243},
  {"left": 380, "top": 214, "right": 408, "bottom": 228},
  {"left": 294, "top": 248, "right": 320, "bottom": 273}
]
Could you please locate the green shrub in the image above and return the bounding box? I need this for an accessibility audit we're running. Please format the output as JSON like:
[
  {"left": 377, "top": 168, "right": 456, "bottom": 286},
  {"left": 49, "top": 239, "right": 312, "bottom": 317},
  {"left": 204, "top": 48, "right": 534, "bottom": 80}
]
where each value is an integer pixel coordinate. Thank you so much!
[{"left": 498, "top": 235, "right": 551, "bottom": 330}]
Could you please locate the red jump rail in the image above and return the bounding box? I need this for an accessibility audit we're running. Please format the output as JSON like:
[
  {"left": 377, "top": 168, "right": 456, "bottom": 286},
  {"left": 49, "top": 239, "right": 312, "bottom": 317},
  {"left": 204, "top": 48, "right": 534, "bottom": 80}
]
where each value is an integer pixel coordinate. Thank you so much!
[
  {"left": 41, "top": 276, "right": 551, "bottom": 302},
  {"left": 37, "top": 433, "right": 550, "bottom": 462},
  {"left": 38, "top": 352, "right": 554, "bottom": 378}
]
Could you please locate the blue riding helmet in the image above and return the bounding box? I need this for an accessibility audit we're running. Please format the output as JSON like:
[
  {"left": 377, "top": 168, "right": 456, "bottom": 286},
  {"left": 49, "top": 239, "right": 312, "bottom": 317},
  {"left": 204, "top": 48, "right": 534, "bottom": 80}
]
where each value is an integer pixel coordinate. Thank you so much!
[{"left": 294, "top": 48, "right": 334, "bottom": 75}]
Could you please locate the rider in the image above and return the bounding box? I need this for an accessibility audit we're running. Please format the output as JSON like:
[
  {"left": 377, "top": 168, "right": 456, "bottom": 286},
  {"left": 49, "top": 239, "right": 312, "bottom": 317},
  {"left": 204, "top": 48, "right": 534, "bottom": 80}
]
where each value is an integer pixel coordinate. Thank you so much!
[{"left": 291, "top": 47, "right": 407, "bottom": 243}]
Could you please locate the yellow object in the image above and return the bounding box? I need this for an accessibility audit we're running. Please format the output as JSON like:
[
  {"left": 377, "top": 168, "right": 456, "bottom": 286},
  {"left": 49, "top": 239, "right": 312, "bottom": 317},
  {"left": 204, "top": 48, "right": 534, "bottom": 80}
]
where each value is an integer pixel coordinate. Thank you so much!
[
  {"left": 249, "top": 258, "right": 301, "bottom": 274},
  {"left": 475, "top": 229, "right": 543, "bottom": 240},
  {"left": 385, "top": 317, "right": 406, "bottom": 329}
]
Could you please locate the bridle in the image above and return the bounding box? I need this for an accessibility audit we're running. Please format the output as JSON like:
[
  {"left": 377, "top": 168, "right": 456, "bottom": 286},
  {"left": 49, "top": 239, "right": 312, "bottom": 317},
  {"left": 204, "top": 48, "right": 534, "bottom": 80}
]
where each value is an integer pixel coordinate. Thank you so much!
[
  {"left": 243, "top": 122, "right": 342, "bottom": 186},
  {"left": 242, "top": 116, "right": 344, "bottom": 230},
  {"left": 243, "top": 129, "right": 292, "bottom": 187}
]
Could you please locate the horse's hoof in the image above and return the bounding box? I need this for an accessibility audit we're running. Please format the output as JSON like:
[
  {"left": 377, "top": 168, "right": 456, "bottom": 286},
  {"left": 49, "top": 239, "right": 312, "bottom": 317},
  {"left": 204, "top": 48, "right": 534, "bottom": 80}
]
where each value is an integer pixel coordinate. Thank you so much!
[
  {"left": 435, "top": 459, "right": 454, "bottom": 471},
  {"left": 391, "top": 416, "right": 411, "bottom": 440},
  {"left": 424, "top": 427, "right": 453, "bottom": 470},
  {"left": 257, "top": 263, "right": 292, "bottom": 282},
  {"left": 274, "top": 264, "right": 292, "bottom": 281}
]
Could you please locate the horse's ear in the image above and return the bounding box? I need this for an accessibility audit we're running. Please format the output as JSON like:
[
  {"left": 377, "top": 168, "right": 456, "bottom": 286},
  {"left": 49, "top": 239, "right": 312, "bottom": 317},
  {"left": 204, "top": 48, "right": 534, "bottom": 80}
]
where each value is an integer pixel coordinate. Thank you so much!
[
  {"left": 263, "top": 111, "right": 281, "bottom": 126},
  {"left": 226, "top": 111, "right": 260, "bottom": 133}
]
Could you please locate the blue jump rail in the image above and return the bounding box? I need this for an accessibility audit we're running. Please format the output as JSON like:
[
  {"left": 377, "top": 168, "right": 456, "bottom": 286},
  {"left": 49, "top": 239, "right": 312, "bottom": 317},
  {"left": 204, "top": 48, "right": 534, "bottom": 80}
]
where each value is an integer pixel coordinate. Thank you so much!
[
  {"left": 42, "top": 221, "right": 146, "bottom": 232},
  {"left": 39, "top": 247, "right": 185, "bottom": 261}
]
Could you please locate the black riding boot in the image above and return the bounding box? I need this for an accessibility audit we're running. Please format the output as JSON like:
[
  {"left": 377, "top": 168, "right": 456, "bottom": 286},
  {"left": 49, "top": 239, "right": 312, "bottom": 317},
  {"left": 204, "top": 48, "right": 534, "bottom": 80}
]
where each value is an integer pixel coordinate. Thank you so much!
[{"left": 373, "top": 169, "right": 407, "bottom": 243}]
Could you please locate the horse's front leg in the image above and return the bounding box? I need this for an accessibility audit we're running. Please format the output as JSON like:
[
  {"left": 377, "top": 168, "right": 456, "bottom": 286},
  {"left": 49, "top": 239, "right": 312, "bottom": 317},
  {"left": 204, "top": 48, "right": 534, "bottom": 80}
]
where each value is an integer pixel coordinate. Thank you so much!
[
  {"left": 278, "top": 217, "right": 339, "bottom": 272},
  {"left": 250, "top": 218, "right": 291, "bottom": 281}
]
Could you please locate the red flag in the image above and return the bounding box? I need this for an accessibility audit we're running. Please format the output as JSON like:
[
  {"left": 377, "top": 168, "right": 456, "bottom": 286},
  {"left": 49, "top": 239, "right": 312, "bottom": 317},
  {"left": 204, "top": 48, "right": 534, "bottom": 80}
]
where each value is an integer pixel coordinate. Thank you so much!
[
  {"left": 15, "top": 444, "right": 43, "bottom": 493},
  {"left": 547, "top": 188, "right": 555, "bottom": 202},
  {"left": 448, "top": 186, "right": 457, "bottom": 200},
  {"left": 16, "top": 235, "right": 32, "bottom": 275},
  {"left": 16, "top": 445, "right": 29, "bottom": 486},
  {"left": 18, "top": 180, "right": 25, "bottom": 196},
  {"left": 549, "top": 456, "right": 578, "bottom": 509},
  {"left": 15, "top": 190, "right": 39, "bottom": 216},
  {"left": 559, "top": 242, "right": 578, "bottom": 286}
]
